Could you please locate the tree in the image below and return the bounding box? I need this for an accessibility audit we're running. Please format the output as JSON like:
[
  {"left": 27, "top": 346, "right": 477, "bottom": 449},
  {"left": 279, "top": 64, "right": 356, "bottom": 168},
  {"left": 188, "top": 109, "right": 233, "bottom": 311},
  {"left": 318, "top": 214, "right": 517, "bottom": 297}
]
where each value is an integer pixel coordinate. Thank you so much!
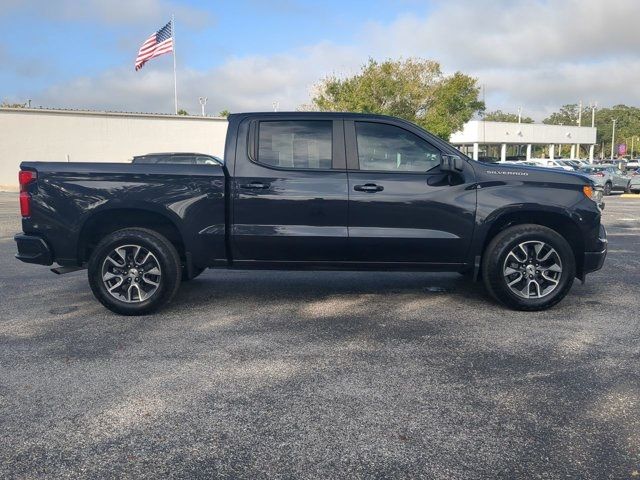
[
  {"left": 177, "top": 109, "right": 189, "bottom": 116},
  {"left": 219, "top": 109, "right": 230, "bottom": 118},
  {"left": 309, "top": 58, "right": 484, "bottom": 140},
  {"left": 543, "top": 103, "right": 640, "bottom": 158},
  {"left": 542, "top": 103, "right": 589, "bottom": 126},
  {"left": 484, "top": 109, "right": 534, "bottom": 123},
  {"left": 1, "top": 101, "right": 26, "bottom": 108}
]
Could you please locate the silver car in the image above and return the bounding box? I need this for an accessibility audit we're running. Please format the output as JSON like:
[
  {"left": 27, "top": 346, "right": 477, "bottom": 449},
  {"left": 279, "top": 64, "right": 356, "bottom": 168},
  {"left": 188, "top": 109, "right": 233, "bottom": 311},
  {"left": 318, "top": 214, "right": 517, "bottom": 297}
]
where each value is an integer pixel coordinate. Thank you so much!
[
  {"left": 578, "top": 165, "right": 631, "bottom": 195},
  {"left": 629, "top": 169, "right": 640, "bottom": 194}
]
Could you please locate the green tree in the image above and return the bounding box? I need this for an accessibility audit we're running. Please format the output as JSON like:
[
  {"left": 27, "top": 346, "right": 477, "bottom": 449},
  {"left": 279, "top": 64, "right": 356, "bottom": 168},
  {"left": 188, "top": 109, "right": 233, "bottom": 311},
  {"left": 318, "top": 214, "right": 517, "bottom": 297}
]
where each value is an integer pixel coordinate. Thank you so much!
[
  {"left": 592, "top": 105, "right": 640, "bottom": 157},
  {"left": 309, "top": 58, "right": 484, "bottom": 140},
  {"left": 219, "top": 109, "right": 230, "bottom": 118},
  {"left": 484, "top": 109, "right": 534, "bottom": 123},
  {"left": 542, "top": 103, "right": 589, "bottom": 126},
  {"left": 1, "top": 101, "right": 26, "bottom": 108},
  {"left": 544, "top": 103, "right": 640, "bottom": 158},
  {"left": 177, "top": 109, "right": 189, "bottom": 116}
]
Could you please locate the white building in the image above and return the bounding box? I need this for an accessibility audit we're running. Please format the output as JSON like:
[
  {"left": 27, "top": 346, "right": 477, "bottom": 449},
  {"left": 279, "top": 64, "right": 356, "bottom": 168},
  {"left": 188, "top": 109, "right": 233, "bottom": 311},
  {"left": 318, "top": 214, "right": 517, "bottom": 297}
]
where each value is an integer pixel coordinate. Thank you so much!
[
  {"left": 0, "top": 108, "right": 228, "bottom": 189},
  {"left": 450, "top": 120, "right": 597, "bottom": 162}
]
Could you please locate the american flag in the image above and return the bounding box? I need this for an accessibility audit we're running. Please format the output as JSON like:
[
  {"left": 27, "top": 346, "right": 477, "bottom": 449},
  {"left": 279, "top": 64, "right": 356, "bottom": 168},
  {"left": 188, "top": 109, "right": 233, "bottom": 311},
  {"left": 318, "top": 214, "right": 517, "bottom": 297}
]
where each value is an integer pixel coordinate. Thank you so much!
[{"left": 135, "top": 21, "right": 173, "bottom": 71}]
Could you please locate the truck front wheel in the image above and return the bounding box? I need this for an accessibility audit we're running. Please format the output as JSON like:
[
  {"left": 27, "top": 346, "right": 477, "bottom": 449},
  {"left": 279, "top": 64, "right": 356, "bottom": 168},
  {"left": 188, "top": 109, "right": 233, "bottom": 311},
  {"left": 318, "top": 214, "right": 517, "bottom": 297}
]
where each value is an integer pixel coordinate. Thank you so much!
[
  {"left": 88, "top": 228, "right": 181, "bottom": 315},
  {"left": 482, "top": 224, "right": 575, "bottom": 311}
]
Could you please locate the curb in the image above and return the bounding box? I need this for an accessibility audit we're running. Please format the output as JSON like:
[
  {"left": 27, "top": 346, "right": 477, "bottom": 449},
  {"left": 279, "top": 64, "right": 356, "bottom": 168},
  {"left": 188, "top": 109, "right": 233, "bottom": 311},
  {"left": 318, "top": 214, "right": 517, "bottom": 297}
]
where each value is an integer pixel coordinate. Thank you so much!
[{"left": 620, "top": 194, "right": 640, "bottom": 198}]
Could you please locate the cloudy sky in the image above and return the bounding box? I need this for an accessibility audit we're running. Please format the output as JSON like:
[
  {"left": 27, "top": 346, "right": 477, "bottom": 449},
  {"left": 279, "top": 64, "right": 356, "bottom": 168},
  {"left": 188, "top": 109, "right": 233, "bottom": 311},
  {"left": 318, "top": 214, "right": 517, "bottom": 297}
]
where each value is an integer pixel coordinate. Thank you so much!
[{"left": 1, "top": 0, "right": 638, "bottom": 120}]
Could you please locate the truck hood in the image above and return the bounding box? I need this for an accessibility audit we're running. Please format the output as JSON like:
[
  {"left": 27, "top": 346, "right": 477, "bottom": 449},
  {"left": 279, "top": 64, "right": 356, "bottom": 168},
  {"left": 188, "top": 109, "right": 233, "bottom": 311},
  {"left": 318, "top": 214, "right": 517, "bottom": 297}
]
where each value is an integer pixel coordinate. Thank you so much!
[{"left": 475, "top": 162, "right": 593, "bottom": 187}]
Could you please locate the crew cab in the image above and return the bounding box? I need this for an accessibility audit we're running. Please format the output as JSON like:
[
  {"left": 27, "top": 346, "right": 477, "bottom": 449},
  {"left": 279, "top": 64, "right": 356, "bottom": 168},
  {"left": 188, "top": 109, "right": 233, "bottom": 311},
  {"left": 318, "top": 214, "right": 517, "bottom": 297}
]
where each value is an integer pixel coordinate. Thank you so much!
[{"left": 15, "top": 112, "right": 607, "bottom": 315}]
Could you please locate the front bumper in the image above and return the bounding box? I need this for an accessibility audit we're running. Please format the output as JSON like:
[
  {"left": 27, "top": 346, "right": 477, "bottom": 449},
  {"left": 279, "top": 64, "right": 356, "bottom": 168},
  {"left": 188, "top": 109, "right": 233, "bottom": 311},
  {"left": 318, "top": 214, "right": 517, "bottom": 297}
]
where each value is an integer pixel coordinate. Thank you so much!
[
  {"left": 15, "top": 234, "right": 53, "bottom": 265},
  {"left": 583, "top": 224, "right": 607, "bottom": 275}
]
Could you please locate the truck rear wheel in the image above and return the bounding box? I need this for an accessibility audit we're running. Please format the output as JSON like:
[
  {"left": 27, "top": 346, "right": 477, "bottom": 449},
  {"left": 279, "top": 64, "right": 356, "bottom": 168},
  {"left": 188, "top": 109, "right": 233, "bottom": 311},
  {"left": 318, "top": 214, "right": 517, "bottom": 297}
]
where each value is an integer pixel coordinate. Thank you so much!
[
  {"left": 88, "top": 228, "right": 181, "bottom": 315},
  {"left": 482, "top": 224, "right": 575, "bottom": 311}
]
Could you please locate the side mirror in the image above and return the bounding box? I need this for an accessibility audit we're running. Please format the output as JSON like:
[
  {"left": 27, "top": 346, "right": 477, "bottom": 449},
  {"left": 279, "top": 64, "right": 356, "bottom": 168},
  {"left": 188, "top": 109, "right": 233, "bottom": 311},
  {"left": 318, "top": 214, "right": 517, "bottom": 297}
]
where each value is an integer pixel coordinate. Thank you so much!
[{"left": 440, "top": 154, "right": 464, "bottom": 172}]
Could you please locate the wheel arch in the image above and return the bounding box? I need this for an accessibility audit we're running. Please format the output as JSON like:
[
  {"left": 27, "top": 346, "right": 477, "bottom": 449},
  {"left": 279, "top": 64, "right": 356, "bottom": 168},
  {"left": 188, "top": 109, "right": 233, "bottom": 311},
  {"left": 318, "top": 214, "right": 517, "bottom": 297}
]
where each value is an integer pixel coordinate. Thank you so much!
[
  {"left": 478, "top": 209, "right": 585, "bottom": 279},
  {"left": 77, "top": 207, "right": 186, "bottom": 264}
]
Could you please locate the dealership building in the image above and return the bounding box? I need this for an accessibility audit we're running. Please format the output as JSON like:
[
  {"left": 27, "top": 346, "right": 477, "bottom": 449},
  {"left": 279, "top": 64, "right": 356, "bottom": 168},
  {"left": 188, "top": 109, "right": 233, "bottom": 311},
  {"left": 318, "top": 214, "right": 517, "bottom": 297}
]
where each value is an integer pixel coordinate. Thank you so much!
[
  {"left": 1, "top": 108, "right": 598, "bottom": 189},
  {"left": 450, "top": 120, "right": 597, "bottom": 162}
]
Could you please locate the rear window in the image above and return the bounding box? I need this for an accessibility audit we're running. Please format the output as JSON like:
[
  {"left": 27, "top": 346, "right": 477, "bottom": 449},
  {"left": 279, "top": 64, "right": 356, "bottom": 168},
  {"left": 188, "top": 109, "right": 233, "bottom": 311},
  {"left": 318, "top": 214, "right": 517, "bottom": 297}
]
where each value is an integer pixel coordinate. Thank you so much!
[{"left": 258, "top": 121, "right": 332, "bottom": 170}]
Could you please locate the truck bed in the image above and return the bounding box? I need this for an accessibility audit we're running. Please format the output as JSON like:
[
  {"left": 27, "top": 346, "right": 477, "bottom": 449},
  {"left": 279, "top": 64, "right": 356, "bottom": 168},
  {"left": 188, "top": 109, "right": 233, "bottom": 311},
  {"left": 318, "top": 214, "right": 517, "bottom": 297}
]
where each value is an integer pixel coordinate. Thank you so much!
[{"left": 20, "top": 161, "right": 228, "bottom": 267}]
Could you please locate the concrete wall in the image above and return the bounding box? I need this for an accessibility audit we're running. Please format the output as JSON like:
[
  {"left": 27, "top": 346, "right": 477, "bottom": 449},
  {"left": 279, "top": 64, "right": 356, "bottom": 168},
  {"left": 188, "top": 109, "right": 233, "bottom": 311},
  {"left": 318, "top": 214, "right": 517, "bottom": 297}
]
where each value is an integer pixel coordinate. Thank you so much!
[{"left": 0, "top": 108, "right": 228, "bottom": 190}]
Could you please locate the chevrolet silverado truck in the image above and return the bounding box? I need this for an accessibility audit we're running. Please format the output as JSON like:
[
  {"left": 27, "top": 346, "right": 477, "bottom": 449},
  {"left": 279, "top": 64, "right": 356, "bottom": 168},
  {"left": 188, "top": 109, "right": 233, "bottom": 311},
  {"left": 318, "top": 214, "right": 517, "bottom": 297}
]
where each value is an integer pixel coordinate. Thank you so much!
[{"left": 15, "top": 112, "right": 607, "bottom": 315}]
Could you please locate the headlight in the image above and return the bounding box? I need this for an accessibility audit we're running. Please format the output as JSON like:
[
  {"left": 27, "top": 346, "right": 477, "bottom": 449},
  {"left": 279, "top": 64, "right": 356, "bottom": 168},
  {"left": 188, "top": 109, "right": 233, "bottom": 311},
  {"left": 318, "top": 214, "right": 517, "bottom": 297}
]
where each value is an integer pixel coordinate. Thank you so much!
[{"left": 583, "top": 185, "right": 603, "bottom": 204}]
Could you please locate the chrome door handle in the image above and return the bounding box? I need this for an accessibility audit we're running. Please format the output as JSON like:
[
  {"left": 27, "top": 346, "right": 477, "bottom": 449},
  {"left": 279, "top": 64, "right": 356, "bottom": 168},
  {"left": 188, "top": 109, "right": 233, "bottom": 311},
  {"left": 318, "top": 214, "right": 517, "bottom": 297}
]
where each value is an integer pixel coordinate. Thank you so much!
[
  {"left": 354, "top": 183, "right": 384, "bottom": 192},
  {"left": 241, "top": 182, "right": 270, "bottom": 189}
]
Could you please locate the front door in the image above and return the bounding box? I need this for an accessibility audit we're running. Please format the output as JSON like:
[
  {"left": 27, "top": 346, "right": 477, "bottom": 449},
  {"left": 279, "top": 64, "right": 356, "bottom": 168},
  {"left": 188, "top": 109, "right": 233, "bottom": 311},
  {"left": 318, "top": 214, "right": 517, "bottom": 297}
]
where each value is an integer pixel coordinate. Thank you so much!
[
  {"left": 231, "top": 118, "right": 349, "bottom": 265},
  {"left": 345, "top": 120, "right": 476, "bottom": 265}
]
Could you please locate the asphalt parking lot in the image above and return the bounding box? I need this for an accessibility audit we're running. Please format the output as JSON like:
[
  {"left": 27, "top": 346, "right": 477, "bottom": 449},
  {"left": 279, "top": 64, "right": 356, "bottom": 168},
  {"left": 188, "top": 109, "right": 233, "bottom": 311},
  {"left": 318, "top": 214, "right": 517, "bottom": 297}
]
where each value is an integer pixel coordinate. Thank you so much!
[{"left": 1, "top": 192, "right": 639, "bottom": 479}]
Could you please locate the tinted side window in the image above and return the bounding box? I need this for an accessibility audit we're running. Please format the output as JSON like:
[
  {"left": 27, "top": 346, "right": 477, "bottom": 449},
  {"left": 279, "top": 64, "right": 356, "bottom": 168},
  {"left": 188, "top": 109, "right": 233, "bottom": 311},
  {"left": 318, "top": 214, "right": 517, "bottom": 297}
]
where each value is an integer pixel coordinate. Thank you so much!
[
  {"left": 258, "top": 121, "right": 332, "bottom": 169},
  {"left": 355, "top": 122, "right": 441, "bottom": 172}
]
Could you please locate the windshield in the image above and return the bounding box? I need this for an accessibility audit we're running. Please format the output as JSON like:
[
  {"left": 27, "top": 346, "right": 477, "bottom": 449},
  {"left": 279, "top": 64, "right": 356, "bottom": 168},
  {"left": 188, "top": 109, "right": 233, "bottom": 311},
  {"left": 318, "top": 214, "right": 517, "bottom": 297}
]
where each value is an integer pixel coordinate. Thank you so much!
[{"left": 580, "top": 166, "right": 606, "bottom": 173}]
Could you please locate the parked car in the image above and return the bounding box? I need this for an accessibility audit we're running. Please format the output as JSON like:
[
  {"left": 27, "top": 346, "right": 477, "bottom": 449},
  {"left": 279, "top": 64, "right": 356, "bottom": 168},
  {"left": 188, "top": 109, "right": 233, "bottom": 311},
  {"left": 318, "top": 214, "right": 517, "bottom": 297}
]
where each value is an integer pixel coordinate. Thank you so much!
[
  {"left": 528, "top": 159, "right": 575, "bottom": 171},
  {"left": 132, "top": 152, "right": 223, "bottom": 165},
  {"left": 629, "top": 169, "right": 640, "bottom": 194},
  {"left": 625, "top": 159, "right": 640, "bottom": 171},
  {"left": 15, "top": 112, "right": 607, "bottom": 315},
  {"left": 578, "top": 165, "right": 631, "bottom": 195},
  {"left": 556, "top": 160, "right": 579, "bottom": 170}
]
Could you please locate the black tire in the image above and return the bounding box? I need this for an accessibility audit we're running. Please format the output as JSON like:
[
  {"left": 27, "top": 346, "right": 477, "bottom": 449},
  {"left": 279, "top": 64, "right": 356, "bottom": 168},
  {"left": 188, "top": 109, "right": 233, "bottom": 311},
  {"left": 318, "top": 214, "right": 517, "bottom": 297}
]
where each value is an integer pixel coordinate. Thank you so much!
[
  {"left": 603, "top": 182, "right": 612, "bottom": 196},
  {"left": 182, "top": 266, "right": 205, "bottom": 281},
  {"left": 88, "top": 228, "right": 181, "bottom": 315},
  {"left": 482, "top": 224, "right": 575, "bottom": 311}
]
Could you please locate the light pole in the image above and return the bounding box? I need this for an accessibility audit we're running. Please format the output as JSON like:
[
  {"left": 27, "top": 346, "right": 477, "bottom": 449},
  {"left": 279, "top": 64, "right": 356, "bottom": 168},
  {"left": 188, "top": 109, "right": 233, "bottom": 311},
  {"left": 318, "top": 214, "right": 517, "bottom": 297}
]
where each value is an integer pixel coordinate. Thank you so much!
[
  {"left": 517, "top": 106, "right": 522, "bottom": 124},
  {"left": 577, "top": 100, "right": 582, "bottom": 127},
  {"left": 590, "top": 101, "right": 597, "bottom": 127},
  {"left": 576, "top": 100, "right": 582, "bottom": 159},
  {"left": 198, "top": 96, "right": 208, "bottom": 116},
  {"left": 610, "top": 119, "right": 617, "bottom": 160}
]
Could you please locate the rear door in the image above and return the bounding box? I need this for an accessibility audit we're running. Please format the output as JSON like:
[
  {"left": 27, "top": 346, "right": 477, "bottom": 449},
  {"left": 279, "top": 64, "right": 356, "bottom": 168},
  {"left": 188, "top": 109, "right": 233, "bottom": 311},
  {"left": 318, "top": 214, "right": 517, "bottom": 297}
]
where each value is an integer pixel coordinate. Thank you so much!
[
  {"left": 231, "top": 116, "right": 349, "bottom": 265},
  {"left": 345, "top": 119, "right": 476, "bottom": 265},
  {"left": 613, "top": 168, "right": 629, "bottom": 188}
]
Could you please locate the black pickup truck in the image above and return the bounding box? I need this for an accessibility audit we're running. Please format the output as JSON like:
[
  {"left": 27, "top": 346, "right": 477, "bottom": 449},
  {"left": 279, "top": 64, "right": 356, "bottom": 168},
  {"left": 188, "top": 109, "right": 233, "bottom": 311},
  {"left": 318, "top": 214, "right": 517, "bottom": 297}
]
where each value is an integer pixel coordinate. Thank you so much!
[{"left": 15, "top": 112, "right": 607, "bottom": 315}]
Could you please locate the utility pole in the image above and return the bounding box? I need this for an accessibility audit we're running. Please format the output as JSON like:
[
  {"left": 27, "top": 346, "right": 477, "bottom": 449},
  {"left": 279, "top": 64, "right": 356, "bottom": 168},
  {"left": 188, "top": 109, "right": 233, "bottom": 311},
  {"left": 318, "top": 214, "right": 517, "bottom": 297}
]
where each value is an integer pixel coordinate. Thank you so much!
[
  {"left": 517, "top": 106, "right": 522, "bottom": 124},
  {"left": 198, "top": 96, "right": 208, "bottom": 116},
  {"left": 590, "top": 101, "right": 597, "bottom": 127},
  {"left": 632, "top": 136, "right": 635, "bottom": 159},
  {"left": 576, "top": 100, "right": 582, "bottom": 159},
  {"left": 611, "top": 119, "right": 617, "bottom": 160},
  {"left": 577, "top": 100, "right": 582, "bottom": 126}
]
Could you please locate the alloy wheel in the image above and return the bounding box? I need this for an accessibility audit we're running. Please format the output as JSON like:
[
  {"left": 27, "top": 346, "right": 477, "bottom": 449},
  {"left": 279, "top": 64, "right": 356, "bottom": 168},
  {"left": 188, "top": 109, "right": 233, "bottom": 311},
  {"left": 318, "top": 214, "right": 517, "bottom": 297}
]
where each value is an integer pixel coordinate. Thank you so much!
[
  {"left": 101, "top": 244, "right": 162, "bottom": 303},
  {"left": 502, "top": 241, "right": 562, "bottom": 299}
]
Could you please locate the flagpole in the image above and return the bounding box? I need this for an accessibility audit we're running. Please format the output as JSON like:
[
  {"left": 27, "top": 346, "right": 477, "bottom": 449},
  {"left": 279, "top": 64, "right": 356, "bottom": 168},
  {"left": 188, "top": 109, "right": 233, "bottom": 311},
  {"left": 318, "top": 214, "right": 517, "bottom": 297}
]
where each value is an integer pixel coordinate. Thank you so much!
[{"left": 172, "top": 14, "right": 178, "bottom": 114}]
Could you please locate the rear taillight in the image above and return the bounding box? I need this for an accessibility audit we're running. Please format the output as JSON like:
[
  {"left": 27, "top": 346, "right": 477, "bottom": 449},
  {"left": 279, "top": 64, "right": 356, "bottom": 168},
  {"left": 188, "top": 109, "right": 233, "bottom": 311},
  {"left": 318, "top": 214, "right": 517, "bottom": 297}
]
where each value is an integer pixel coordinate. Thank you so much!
[
  {"left": 18, "top": 170, "right": 37, "bottom": 217},
  {"left": 594, "top": 172, "right": 605, "bottom": 177}
]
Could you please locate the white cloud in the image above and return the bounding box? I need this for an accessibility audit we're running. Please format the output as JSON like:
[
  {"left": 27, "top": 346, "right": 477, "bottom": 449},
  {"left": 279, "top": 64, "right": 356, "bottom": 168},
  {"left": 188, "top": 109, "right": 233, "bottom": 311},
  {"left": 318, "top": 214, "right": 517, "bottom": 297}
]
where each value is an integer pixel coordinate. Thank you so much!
[
  {"left": 24, "top": 0, "right": 640, "bottom": 120},
  {"left": 36, "top": 43, "right": 361, "bottom": 115},
  {"left": 2, "top": 0, "right": 211, "bottom": 27}
]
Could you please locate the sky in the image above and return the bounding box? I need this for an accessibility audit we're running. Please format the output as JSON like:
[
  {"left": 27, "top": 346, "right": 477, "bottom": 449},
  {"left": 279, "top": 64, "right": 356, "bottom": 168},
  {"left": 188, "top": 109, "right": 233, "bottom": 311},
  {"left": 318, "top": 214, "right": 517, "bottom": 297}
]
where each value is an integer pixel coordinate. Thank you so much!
[{"left": 1, "top": 0, "right": 639, "bottom": 121}]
